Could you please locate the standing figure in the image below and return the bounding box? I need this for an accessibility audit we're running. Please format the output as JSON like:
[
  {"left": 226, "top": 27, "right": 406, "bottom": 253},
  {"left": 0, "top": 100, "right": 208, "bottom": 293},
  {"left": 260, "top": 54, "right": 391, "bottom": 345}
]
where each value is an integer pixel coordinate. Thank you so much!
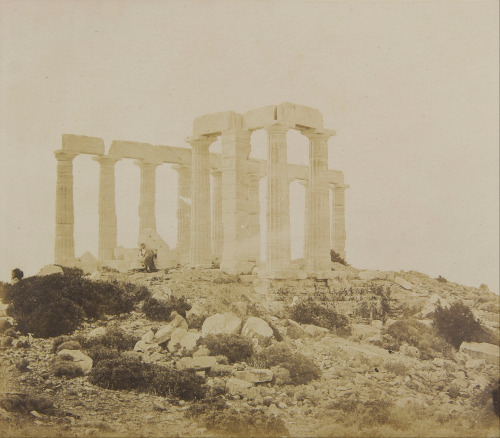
[{"left": 138, "top": 243, "right": 156, "bottom": 272}]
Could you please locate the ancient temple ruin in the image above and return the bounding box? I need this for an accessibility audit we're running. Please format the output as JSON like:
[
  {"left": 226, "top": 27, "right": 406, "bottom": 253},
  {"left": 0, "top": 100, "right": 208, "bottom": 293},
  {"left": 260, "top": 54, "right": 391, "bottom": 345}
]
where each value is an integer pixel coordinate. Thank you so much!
[{"left": 54, "top": 103, "right": 348, "bottom": 279}]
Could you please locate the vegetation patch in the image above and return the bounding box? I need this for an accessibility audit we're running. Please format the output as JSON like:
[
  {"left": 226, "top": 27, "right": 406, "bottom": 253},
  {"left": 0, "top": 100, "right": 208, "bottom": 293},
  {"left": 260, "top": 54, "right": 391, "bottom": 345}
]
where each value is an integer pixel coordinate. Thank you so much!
[
  {"left": 198, "top": 334, "right": 253, "bottom": 364},
  {"left": 142, "top": 296, "right": 191, "bottom": 321},
  {"left": 290, "top": 299, "right": 350, "bottom": 333}
]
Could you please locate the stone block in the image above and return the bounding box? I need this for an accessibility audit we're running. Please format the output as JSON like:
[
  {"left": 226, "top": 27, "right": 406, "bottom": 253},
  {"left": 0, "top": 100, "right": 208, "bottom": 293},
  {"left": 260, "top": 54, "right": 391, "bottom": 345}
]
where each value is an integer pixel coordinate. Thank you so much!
[
  {"left": 37, "top": 265, "right": 64, "bottom": 276},
  {"left": 154, "top": 315, "right": 189, "bottom": 344},
  {"left": 276, "top": 102, "right": 324, "bottom": 129},
  {"left": 242, "top": 105, "right": 276, "bottom": 130},
  {"left": 193, "top": 356, "right": 217, "bottom": 370},
  {"left": 241, "top": 317, "right": 273, "bottom": 342},
  {"left": 108, "top": 140, "right": 157, "bottom": 162},
  {"left": 460, "top": 342, "right": 500, "bottom": 366},
  {"left": 62, "top": 134, "right": 105, "bottom": 155},
  {"left": 226, "top": 377, "right": 254, "bottom": 395},
  {"left": 235, "top": 369, "right": 274, "bottom": 384},
  {"left": 193, "top": 111, "right": 242, "bottom": 136},
  {"left": 303, "top": 324, "right": 329, "bottom": 338},
  {"left": 87, "top": 327, "right": 106, "bottom": 339},
  {"left": 394, "top": 276, "right": 413, "bottom": 290},
  {"left": 167, "top": 329, "right": 200, "bottom": 353},
  {"left": 201, "top": 312, "right": 242, "bottom": 336}
]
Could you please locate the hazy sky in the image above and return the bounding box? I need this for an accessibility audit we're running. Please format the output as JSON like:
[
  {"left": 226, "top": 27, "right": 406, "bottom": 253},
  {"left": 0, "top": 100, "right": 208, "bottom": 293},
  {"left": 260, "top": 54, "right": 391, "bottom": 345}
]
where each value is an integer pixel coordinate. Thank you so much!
[{"left": 1, "top": 0, "right": 498, "bottom": 292}]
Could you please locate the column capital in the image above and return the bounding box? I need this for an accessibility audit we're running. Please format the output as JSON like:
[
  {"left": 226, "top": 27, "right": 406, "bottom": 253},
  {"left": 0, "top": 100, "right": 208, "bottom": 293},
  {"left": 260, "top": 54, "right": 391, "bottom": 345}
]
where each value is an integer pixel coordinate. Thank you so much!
[
  {"left": 186, "top": 135, "right": 218, "bottom": 148},
  {"left": 133, "top": 159, "right": 161, "bottom": 168},
  {"left": 54, "top": 150, "right": 78, "bottom": 161},
  {"left": 301, "top": 128, "right": 336, "bottom": 140},
  {"left": 263, "top": 122, "right": 292, "bottom": 136},
  {"left": 92, "top": 154, "right": 121, "bottom": 165},
  {"left": 329, "top": 183, "right": 350, "bottom": 191},
  {"left": 172, "top": 163, "right": 191, "bottom": 172}
]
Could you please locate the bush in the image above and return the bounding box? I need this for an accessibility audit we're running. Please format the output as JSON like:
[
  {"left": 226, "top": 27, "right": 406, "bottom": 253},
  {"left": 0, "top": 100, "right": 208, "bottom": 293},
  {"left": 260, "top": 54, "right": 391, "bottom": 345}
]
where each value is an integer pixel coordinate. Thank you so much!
[
  {"left": 330, "top": 249, "right": 347, "bottom": 265},
  {"left": 290, "top": 299, "right": 349, "bottom": 333},
  {"left": 86, "top": 346, "right": 120, "bottom": 365},
  {"left": 432, "top": 302, "right": 490, "bottom": 349},
  {"left": 381, "top": 318, "right": 453, "bottom": 360},
  {"left": 89, "top": 355, "right": 206, "bottom": 400},
  {"left": 254, "top": 343, "right": 321, "bottom": 385},
  {"left": 11, "top": 268, "right": 24, "bottom": 281},
  {"left": 198, "top": 334, "right": 253, "bottom": 364},
  {"left": 81, "top": 327, "right": 139, "bottom": 351},
  {"left": 202, "top": 407, "right": 289, "bottom": 437},
  {"left": 436, "top": 275, "right": 448, "bottom": 283},
  {"left": 3, "top": 275, "right": 150, "bottom": 338},
  {"left": 142, "top": 296, "right": 191, "bottom": 321},
  {"left": 52, "top": 359, "right": 84, "bottom": 378}
]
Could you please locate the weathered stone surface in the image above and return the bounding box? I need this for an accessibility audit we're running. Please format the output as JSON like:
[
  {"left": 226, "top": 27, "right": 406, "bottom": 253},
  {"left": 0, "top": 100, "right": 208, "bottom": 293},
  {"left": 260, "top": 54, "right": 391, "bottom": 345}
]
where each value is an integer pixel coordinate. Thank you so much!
[
  {"left": 57, "top": 349, "right": 93, "bottom": 374},
  {"left": 154, "top": 315, "right": 189, "bottom": 344},
  {"left": 420, "top": 294, "right": 450, "bottom": 317},
  {"left": 235, "top": 369, "right": 273, "bottom": 383},
  {"left": 270, "top": 366, "right": 292, "bottom": 385},
  {"left": 56, "top": 341, "right": 81, "bottom": 353},
  {"left": 303, "top": 324, "right": 329, "bottom": 338},
  {"left": 62, "top": 134, "right": 105, "bottom": 155},
  {"left": 167, "top": 329, "right": 200, "bottom": 353},
  {"left": 202, "top": 313, "right": 242, "bottom": 336},
  {"left": 226, "top": 377, "right": 254, "bottom": 395},
  {"left": 87, "top": 327, "right": 106, "bottom": 339},
  {"left": 394, "top": 276, "right": 413, "bottom": 290},
  {"left": 286, "top": 319, "right": 307, "bottom": 339},
  {"left": 37, "top": 265, "right": 64, "bottom": 276},
  {"left": 176, "top": 356, "right": 216, "bottom": 371},
  {"left": 193, "top": 111, "right": 242, "bottom": 136},
  {"left": 276, "top": 102, "right": 324, "bottom": 129},
  {"left": 460, "top": 342, "right": 500, "bottom": 366},
  {"left": 241, "top": 317, "right": 273, "bottom": 341},
  {"left": 134, "top": 340, "right": 161, "bottom": 353},
  {"left": 243, "top": 105, "right": 276, "bottom": 130},
  {"left": 141, "top": 330, "right": 156, "bottom": 344}
]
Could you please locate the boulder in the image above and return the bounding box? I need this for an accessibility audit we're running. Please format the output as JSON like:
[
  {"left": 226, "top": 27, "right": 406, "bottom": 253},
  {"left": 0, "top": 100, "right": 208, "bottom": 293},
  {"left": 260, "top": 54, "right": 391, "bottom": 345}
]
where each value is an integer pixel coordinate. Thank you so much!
[
  {"left": 394, "top": 276, "right": 413, "bottom": 290},
  {"left": 176, "top": 356, "right": 216, "bottom": 371},
  {"left": 37, "top": 265, "right": 64, "bottom": 276},
  {"left": 167, "top": 329, "right": 201, "bottom": 353},
  {"left": 241, "top": 317, "right": 273, "bottom": 342},
  {"left": 270, "top": 366, "right": 292, "bottom": 385},
  {"left": 400, "top": 344, "right": 420, "bottom": 358},
  {"left": 152, "top": 288, "right": 172, "bottom": 302},
  {"left": 86, "top": 327, "right": 106, "bottom": 339},
  {"left": 420, "top": 294, "right": 450, "bottom": 317},
  {"left": 57, "top": 349, "right": 93, "bottom": 375},
  {"left": 235, "top": 369, "right": 273, "bottom": 383},
  {"left": 133, "top": 340, "right": 161, "bottom": 353},
  {"left": 56, "top": 341, "right": 81, "bottom": 353},
  {"left": 285, "top": 319, "right": 307, "bottom": 339},
  {"left": 226, "top": 377, "right": 254, "bottom": 395},
  {"left": 460, "top": 342, "right": 500, "bottom": 366},
  {"left": 201, "top": 313, "right": 242, "bottom": 336},
  {"left": 303, "top": 324, "right": 329, "bottom": 338},
  {"left": 154, "top": 315, "right": 189, "bottom": 344}
]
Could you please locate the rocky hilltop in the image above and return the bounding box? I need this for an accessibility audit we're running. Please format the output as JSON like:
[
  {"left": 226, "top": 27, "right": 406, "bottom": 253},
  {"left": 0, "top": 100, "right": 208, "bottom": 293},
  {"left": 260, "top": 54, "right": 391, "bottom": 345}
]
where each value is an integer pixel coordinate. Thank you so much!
[{"left": 0, "top": 264, "right": 499, "bottom": 437}]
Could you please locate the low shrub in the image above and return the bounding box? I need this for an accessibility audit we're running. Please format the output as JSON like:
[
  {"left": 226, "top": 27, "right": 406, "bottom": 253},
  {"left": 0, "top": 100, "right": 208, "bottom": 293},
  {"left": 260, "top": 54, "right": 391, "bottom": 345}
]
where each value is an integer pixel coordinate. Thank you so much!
[
  {"left": 186, "top": 313, "right": 208, "bottom": 330},
  {"left": 142, "top": 296, "right": 191, "bottom": 321},
  {"left": 86, "top": 346, "right": 120, "bottom": 365},
  {"left": 185, "top": 395, "right": 227, "bottom": 418},
  {"left": 381, "top": 318, "right": 453, "bottom": 360},
  {"left": 330, "top": 249, "right": 347, "bottom": 266},
  {"left": 432, "top": 302, "right": 492, "bottom": 349},
  {"left": 81, "top": 327, "right": 139, "bottom": 351},
  {"left": 202, "top": 407, "right": 289, "bottom": 437},
  {"left": 384, "top": 361, "right": 408, "bottom": 376},
  {"left": 52, "top": 359, "right": 85, "bottom": 378},
  {"left": 88, "top": 355, "right": 206, "bottom": 400},
  {"left": 198, "top": 334, "right": 253, "bottom": 364},
  {"left": 254, "top": 343, "right": 321, "bottom": 385},
  {"left": 3, "top": 274, "right": 151, "bottom": 338},
  {"left": 290, "top": 299, "right": 349, "bottom": 333}
]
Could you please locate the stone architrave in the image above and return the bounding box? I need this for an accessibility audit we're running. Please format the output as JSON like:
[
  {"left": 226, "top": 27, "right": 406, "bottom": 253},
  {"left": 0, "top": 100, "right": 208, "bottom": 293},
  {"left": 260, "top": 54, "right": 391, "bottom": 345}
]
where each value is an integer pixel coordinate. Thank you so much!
[
  {"left": 247, "top": 172, "right": 261, "bottom": 262},
  {"left": 303, "top": 130, "right": 334, "bottom": 271},
  {"left": 188, "top": 135, "right": 217, "bottom": 267},
  {"left": 265, "top": 123, "right": 292, "bottom": 275},
  {"left": 93, "top": 155, "right": 120, "bottom": 261},
  {"left": 54, "top": 150, "right": 78, "bottom": 263},
  {"left": 173, "top": 164, "right": 191, "bottom": 264},
  {"left": 220, "top": 129, "right": 252, "bottom": 273},
  {"left": 135, "top": 160, "right": 159, "bottom": 239},
  {"left": 330, "top": 183, "right": 347, "bottom": 260},
  {"left": 211, "top": 169, "right": 223, "bottom": 261}
]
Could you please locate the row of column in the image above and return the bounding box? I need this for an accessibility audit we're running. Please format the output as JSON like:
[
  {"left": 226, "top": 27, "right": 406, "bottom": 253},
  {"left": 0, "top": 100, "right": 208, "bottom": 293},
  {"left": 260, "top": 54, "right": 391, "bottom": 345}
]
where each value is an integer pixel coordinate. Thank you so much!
[{"left": 54, "top": 129, "right": 347, "bottom": 272}]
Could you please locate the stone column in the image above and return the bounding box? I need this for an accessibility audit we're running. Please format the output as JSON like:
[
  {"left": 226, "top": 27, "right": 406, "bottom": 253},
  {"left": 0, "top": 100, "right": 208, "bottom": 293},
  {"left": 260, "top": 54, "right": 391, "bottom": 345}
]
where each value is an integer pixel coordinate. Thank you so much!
[
  {"left": 188, "top": 135, "right": 216, "bottom": 267},
  {"left": 211, "top": 169, "right": 223, "bottom": 261},
  {"left": 331, "top": 184, "right": 347, "bottom": 260},
  {"left": 93, "top": 155, "right": 120, "bottom": 261},
  {"left": 54, "top": 150, "right": 78, "bottom": 263},
  {"left": 303, "top": 130, "right": 334, "bottom": 272},
  {"left": 247, "top": 173, "right": 261, "bottom": 262},
  {"left": 298, "top": 180, "right": 309, "bottom": 261},
  {"left": 135, "top": 160, "right": 159, "bottom": 239},
  {"left": 173, "top": 164, "right": 191, "bottom": 264},
  {"left": 220, "top": 129, "right": 252, "bottom": 273},
  {"left": 265, "top": 123, "right": 291, "bottom": 275}
]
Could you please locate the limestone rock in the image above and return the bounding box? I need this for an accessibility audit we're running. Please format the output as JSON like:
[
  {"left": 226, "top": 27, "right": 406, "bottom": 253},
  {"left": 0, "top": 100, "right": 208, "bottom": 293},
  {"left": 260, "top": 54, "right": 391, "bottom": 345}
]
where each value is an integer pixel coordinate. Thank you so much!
[
  {"left": 241, "top": 317, "right": 273, "bottom": 342},
  {"left": 87, "top": 327, "right": 106, "bottom": 339},
  {"left": 201, "top": 312, "right": 242, "bottom": 336},
  {"left": 154, "top": 315, "right": 189, "bottom": 344},
  {"left": 167, "top": 329, "right": 200, "bottom": 353},
  {"left": 285, "top": 319, "right": 307, "bottom": 339},
  {"left": 235, "top": 369, "right": 273, "bottom": 384},
  {"left": 37, "top": 265, "right": 64, "bottom": 276},
  {"left": 152, "top": 288, "right": 172, "bottom": 302},
  {"left": 394, "top": 276, "right": 413, "bottom": 290},
  {"left": 56, "top": 341, "right": 81, "bottom": 353},
  {"left": 303, "top": 324, "right": 329, "bottom": 338},
  {"left": 57, "top": 349, "right": 93, "bottom": 375},
  {"left": 270, "top": 366, "right": 292, "bottom": 385},
  {"left": 460, "top": 342, "right": 500, "bottom": 366},
  {"left": 176, "top": 356, "right": 216, "bottom": 371},
  {"left": 226, "top": 377, "right": 254, "bottom": 395},
  {"left": 420, "top": 294, "right": 450, "bottom": 317},
  {"left": 134, "top": 340, "right": 161, "bottom": 353}
]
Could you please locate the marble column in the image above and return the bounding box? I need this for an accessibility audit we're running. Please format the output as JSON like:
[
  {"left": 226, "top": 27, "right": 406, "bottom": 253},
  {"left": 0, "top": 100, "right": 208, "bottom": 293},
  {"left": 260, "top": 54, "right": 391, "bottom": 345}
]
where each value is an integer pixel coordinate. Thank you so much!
[
  {"left": 298, "top": 179, "right": 309, "bottom": 261},
  {"left": 188, "top": 135, "right": 216, "bottom": 267},
  {"left": 304, "top": 130, "right": 334, "bottom": 271},
  {"left": 93, "top": 155, "right": 120, "bottom": 261},
  {"left": 265, "top": 123, "right": 291, "bottom": 274},
  {"left": 331, "top": 184, "right": 347, "bottom": 260},
  {"left": 220, "top": 129, "right": 251, "bottom": 272},
  {"left": 173, "top": 164, "right": 191, "bottom": 264},
  {"left": 247, "top": 173, "right": 261, "bottom": 262},
  {"left": 211, "top": 169, "right": 223, "bottom": 261},
  {"left": 135, "top": 160, "right": 159, "bottom": 239},
  {"left": 54, "top": 150, "right": 78, "bottom": 263}
]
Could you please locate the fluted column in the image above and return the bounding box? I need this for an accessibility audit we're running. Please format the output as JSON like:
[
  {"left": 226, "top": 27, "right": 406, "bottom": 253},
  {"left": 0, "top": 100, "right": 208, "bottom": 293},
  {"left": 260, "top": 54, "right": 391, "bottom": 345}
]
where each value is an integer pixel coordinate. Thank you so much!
[
  {"left": 188, "top": 135, "right": 216, "bottom": 267},
  {"left": 331, "top": 184, "right": 348, "bottom": 260},
  {"left": 298, "top": 180, "right": 309, "bottom": 260},
  {"left": 220, "top": 129, "right": 252, "bottom": 273},
  {"left": 265, "top": 123, "right": 291, "bottom": 274},
  {"left": 93, "top": 155, "right": 120, "bottom": 261},
  {"left": 135, "top": 160, "right": 159, "bottom": 239},
  {"left": 211, "top": 169, "right": 223, "bottom": 260},
  {"left": 304, "top": 130, "right": 334, "bottom": 271},
  {"left": 247, "top": 173, "right": 262, "bottom": 262},
  {"left": 173, "top": 164, "right": 191, "bottom": 264},
  {"left": 54, "top": 150, "right": 78, "bottom": 263}
]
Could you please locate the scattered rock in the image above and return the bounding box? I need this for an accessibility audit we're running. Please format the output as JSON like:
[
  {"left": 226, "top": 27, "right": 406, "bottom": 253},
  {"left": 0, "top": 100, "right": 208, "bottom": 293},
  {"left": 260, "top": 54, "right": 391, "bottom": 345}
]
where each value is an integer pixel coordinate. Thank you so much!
[
  {"left": 226, "top": 377, "right": 254, "bottom": 395},
  {"left": 56, "top": 341, "right": 81, "bottom": 353},
  {"left": 201, "top": 312, "right": 242, "bottom": 336},
  {"left": 394, "top": 276, "right": 413, "bottom": 290},
  {"left": 235, "top": 368, "right": 273, "bottom": 383},
  {"left": 57, "top": 349, "right": 93, "bottom": 375},
  {"left": 460, "top": 342, "right": 500, "bottom": 366},
  {"left": 154, "top": 315, "right": 189, "bottom": 344},
  {"left": 241, "top": 317, "right": 273, "bottom": 343},
  {"left": 303, "top": 324, "right": 329, "bottom": 338},
  {"left": 167, "top": 328, "right": 200, "bottom": 353},
  {"left": 86, "top": 327, "right": 106, "bottom": 339}
]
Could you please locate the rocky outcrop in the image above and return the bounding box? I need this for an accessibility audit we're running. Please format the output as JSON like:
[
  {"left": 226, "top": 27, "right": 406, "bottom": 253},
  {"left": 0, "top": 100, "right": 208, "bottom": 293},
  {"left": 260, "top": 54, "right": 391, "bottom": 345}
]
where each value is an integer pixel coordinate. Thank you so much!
[{"left": 241, "top": 317, "right": 273, "bottom": 342}]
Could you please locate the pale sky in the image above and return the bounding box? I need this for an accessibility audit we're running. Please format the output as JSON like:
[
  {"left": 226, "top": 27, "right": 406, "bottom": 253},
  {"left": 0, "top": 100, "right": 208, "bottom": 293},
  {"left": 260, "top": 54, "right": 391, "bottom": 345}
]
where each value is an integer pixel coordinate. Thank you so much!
[{"left": 1, "top": 0, "right": 498, "bottom": 293}]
